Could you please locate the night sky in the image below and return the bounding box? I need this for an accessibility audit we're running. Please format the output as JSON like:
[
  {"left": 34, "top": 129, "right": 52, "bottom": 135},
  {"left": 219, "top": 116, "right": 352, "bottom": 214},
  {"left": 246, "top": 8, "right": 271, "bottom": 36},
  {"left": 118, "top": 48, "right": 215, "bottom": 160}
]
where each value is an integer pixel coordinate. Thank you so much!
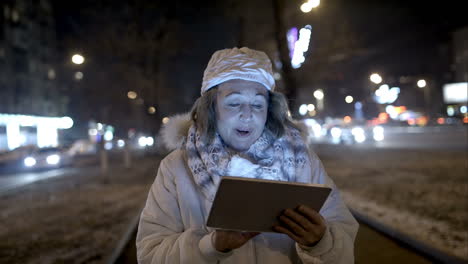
[{"left": 50, "top": 0, "right": 467, "bottom": 122}]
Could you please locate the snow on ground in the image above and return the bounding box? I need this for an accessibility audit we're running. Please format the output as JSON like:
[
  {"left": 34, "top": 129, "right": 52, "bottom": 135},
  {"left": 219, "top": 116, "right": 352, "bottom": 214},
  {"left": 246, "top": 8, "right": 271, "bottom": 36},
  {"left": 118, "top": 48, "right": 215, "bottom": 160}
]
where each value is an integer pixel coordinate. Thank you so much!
[
  {"left": 313, "top": 144, "right": 468, "bottom": 260},
  {"left": 0, "top": 155, "right": 161, "bottom": 264},
  {"left": 1, "top": 145, "right": 466, "bottom": 263}
]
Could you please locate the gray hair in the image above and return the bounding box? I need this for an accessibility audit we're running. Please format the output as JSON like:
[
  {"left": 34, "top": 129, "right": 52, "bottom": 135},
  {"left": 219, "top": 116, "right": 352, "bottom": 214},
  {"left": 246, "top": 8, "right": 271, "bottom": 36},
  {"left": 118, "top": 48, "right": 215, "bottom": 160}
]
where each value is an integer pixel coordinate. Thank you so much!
[{"left": 190, "top": 86, "right": 299, "bottom": 143}]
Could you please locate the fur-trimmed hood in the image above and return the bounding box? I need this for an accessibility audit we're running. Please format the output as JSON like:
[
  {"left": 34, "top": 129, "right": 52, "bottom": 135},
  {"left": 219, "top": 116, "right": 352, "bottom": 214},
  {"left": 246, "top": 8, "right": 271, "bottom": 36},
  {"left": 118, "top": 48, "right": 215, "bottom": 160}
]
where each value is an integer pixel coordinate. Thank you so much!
[{"left": 159, "top": 113, "right": 192, "bottom": 150}]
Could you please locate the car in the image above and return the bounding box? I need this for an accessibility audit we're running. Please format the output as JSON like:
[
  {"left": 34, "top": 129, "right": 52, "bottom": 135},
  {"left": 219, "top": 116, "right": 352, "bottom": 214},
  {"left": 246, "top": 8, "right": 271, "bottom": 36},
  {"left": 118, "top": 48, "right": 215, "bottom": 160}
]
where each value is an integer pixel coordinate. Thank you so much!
[
  {"left": 326, "top": 123, "right": 385, "bottom": 145},
  {"left": 0, "top": 145, "right": 38, "bottom": 174},
  {"left": 22, "top": 147, "right": 73, "bottom": 170}
]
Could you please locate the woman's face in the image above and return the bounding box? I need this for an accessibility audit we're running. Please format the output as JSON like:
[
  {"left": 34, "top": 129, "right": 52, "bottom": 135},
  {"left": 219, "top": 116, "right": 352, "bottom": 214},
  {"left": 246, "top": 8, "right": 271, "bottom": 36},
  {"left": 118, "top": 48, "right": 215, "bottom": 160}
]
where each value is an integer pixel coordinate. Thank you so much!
[{"left": 215, "top": 79, "right": 268, "bottom": 152}]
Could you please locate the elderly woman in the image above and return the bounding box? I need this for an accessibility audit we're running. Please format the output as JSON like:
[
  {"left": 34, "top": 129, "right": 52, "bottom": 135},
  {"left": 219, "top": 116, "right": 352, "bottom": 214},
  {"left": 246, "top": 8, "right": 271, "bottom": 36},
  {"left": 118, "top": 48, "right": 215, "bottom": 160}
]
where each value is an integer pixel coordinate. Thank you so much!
[{"left": 136, "top": 47, "right": 358, "bottom": 264}]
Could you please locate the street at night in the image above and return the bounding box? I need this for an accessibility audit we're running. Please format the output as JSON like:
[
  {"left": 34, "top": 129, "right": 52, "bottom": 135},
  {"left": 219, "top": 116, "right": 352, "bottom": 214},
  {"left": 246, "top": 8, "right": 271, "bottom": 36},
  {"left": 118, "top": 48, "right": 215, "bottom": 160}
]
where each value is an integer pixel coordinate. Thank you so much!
[{"left": 1, "top": 0, "right": 467, "bottom": 263}]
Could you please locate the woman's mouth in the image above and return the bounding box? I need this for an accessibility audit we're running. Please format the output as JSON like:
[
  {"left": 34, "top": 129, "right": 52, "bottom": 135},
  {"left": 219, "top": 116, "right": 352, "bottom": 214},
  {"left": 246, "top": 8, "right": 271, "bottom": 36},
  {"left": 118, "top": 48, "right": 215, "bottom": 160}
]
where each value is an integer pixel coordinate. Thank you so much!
[{"left": 235, "top": 129, "right": 251, "bottom": 137}]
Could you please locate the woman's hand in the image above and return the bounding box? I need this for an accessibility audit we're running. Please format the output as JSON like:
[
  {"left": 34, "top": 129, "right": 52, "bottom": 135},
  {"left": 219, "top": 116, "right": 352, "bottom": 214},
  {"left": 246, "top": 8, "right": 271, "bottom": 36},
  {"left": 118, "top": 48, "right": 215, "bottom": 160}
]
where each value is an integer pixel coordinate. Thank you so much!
[
  {"left": 273, "top": 205, "right": 326, "bottom": 247},
  {"left": 213, "top": 230, "right": 260, "bottom": 252}
]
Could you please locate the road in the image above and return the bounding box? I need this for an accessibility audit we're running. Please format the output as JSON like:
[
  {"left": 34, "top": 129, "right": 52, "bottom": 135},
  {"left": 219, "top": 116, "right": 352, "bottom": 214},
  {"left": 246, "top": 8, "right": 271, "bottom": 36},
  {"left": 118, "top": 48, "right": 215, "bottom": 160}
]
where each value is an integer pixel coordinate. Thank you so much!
[
  {"left": 0, "top": 167, "right": 80, "bottom": 194},
  {"left": 312, "top": 125, "right": 467, "bottom": 151}
]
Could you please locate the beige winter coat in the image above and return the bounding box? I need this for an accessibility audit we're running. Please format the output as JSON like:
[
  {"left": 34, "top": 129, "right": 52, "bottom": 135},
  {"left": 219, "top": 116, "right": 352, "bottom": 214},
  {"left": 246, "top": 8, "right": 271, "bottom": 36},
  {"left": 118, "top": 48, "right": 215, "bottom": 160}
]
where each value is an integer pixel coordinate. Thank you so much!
[{"left": 136, "top": 117, "right": 359, "bottom": 264}]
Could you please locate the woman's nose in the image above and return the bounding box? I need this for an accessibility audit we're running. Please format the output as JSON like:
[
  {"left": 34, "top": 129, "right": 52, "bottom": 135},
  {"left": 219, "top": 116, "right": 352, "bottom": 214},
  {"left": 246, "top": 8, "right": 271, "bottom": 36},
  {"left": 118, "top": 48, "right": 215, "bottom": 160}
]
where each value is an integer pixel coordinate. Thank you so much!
[{"left": 239, "top": 104, "right": 253, "bottom": 121}]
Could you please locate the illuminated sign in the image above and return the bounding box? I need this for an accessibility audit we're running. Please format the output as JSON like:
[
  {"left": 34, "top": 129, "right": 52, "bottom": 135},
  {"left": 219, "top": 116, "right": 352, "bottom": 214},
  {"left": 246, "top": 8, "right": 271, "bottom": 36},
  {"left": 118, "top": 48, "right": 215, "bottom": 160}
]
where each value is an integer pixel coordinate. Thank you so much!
[
  {"left": 288, "top": 25, "right": 312, "bottom": 69},
  {"left": 443, "top": 82, "right": 468, "bottom": 104}
]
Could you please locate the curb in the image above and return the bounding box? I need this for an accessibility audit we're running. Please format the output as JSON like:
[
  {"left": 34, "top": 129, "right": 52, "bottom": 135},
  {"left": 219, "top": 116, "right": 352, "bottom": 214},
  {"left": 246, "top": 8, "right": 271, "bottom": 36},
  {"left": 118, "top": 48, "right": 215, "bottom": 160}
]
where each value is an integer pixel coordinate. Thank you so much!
[
  {"left": 351, "top": 208, "right": 468, "bottom": 264},
  {"left": 106, "top": 208, "right": 142, "bottom": 264}
]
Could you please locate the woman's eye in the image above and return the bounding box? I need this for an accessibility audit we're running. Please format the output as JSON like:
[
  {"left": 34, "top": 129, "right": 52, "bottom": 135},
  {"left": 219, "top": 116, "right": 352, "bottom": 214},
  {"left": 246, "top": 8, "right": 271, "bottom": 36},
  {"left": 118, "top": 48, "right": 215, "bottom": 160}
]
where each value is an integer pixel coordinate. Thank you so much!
[
  {"left": 228, "top": 103, "right": 240, "bottom": 107},
  {"left": 252, "top": 104, "right": 264, "bottom": 109}
]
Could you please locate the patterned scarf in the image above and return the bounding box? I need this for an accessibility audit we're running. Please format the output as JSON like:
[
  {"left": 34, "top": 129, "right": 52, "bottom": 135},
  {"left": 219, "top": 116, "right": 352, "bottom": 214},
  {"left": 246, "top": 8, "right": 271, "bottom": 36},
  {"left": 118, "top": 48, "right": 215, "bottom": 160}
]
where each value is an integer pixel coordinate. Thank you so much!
[{"left": 184, "top": 124, "right": 309, "bottom": 201}]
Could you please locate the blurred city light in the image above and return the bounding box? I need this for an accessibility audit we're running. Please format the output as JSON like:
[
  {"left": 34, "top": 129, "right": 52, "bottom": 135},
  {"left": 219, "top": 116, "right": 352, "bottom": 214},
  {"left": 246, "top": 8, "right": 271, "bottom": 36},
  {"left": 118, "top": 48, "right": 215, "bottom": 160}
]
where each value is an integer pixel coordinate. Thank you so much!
[
  {"left": 60, "top": 117, "right": 74, "bottom": 129},
  {"left": 299, "top": 104, "right": 308, "bottom": 116},
  {"left": 104, "top": 142, "right": 113, "bottom": 150},
  {"left": 48, "top": 69, "right": 56, "bottom": 80},
  {"left": 138, "top": 136, "right": 154, "bottom": 147},
  {"left": 370, "top": 73, "right": 382, "bottom": 84},
  {"left": 373, "top": 126, "right": 385, "bottom": 141},
  {"left": 24, "top": 157, "right": 36, "bottom": 167},
  {"left": 104, "top": 130, "right": 113, "bottom": 141},
  {"left": 46, "top": 154, "right": 60, "bottom": 165},
  {"left": 0, "top": 114, "right": 73, "bottom": 150},
  {"left": 117, "top": 139, "right": 125, "bottom": 148},
  {"left": 291, "top": 25, "right": 312, "bottom": 69},
  {"left": 330, "top": 127, "right": 342, "bottom": 139},
  {"left": 417, "top": 79, "right": 427, "bottom": 88},
  {"left": 300, "top": 0, "right": 320, "bottom": 13},
  {"left": 313, "top": 89, "right": 324, "bottom": 100},
  {"left": 447, "top": 106, "right": 455, "bottom": 116},
  {"left": 88, "top": 128, "right": 98, "bottom": 136},
  {"left": 351, "top": 127, "right": 366, "bottom": 143},
  {"left": 127, "top": 91, "right": 137, "bottom": 99},
  {"left": 304, "top": 119, "right": 322, "bottom": 138},
  {"left": 461, "top": 106, "right": 467, "bottom": 114},
  {"left": 74, "top": 71, "right": 83, "bottom": 80},
  {"left": 345, "top": 95, "right": 354, "bottom": 104},
  {"left": 162, "top": 117, "right": 170, "bottom": 124},
  {"left": 300, "top": 2, "right": 313, "bottom": 13},
  {"left": 374, "top": 84, "right": 400, "bottom": 104},
  {"left": 273, "top": 72, "right": 281, "bottom": 80},
  {"left": 71, "top": 54, "right": 85, "bottom": 65},
  {"left": 307, "top": 104, "right": 315, "bottom": 111},
  {"left": 443, "top": 82, "right": 468, "bottom": 103},
  {"left": 148, "top": 106, "right": 156, "bottom": 114},
  {"left": 344, "top": 116, "right": 352, "bottom": 123}
]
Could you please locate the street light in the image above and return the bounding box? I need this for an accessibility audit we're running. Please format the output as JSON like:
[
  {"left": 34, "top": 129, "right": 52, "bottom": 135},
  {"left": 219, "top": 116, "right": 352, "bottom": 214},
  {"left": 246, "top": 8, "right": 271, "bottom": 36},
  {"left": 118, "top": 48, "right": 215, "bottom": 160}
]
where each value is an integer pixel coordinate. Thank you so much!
[
  {"left": 74, "top": 71, "right": 83, "bottom": 80},
  {"left": 370, "top": 73, "right": 382, "bottom": 84},
  {"left": 71, "top": 54, "right": 85, "bottom": 65},
  {"left": 127, "top": 91, "right": 137, "bottom": 99},
  {"left": 313, "top": 89, "right": 324, "bottom": 100},
  {"left": 417, "top": 79, "right": 426, "bottom": 88},
  {"left": 314, "top": 89, "right": 324, "bottom": 111},
  {"left": 300, "top": 0, "right": 320, "bottom": 13},
  {"left": 345, "top": 95, "right": 354, "bottom": 104}
]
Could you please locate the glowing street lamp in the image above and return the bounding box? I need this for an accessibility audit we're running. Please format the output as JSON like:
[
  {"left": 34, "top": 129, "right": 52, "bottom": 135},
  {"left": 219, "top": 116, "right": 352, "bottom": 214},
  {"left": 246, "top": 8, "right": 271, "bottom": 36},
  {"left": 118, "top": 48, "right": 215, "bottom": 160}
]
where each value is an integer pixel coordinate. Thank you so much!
[
  {"left": 417, "top": 79, "right": 426, "bottom": 88},
  {"left": 314, "top": 89, "right": 324, "bottom": 111},
  {"left": 300, "top": 0, "right": 320, "bottom": 13},
  {"left": 345, "top": 96, "right": 354, "bottom": 104},
  {"left": 71, "top": 54, "right": 85, "bottom": 65},
  {"left": 370, "top": 73, "right": 382, "bottom": 84},
  {"left": 313, "top": 89, "right": 324, "bottom": 100},
  {"left": 148, "top": 106, "right": 156, "bottom": 114},
  {"left": 127, "top": 91, "right": 137, "bottom": 99}
]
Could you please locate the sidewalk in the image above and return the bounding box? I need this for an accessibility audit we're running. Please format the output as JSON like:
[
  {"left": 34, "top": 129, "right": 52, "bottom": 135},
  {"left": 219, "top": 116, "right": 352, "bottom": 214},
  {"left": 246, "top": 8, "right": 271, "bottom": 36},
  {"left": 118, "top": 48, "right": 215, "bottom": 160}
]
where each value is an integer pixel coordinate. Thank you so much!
[{"left": 0, "top": 154, "right": 161, "bottom": 264}]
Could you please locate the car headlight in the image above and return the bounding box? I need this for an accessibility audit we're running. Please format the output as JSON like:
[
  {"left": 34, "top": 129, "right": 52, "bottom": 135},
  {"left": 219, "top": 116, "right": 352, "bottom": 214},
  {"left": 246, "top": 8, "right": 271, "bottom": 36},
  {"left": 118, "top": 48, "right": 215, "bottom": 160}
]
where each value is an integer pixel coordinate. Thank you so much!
[
  {"left": 330, "top": 127, "right": 342, "bottom": 138},
  {"left": 46, "top": 154, "right": 61, "bottom": 165},
  {"left": 24, "top": 157, "right": 37, "bottom": 167},
  {"left": 373, "top": 126, "right": 385, "bottom": 141},
  {"left": 351, "top": 127, "right": 366, "bottom": 143}
]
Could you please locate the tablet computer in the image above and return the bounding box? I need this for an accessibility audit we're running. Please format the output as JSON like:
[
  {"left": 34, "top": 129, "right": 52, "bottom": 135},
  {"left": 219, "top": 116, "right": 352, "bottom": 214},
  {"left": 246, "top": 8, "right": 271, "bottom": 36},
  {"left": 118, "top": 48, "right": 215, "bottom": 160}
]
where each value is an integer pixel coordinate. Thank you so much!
[{"left": 206, "top": 176, "right": 332, "bottom": 233}]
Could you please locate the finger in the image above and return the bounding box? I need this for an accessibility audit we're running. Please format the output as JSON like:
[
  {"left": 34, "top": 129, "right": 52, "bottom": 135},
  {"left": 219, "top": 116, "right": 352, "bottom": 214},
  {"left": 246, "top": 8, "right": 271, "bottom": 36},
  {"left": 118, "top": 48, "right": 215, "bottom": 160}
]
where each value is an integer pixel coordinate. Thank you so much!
[
  {"left": 242, "top": 232, "right": 260, "bottom": 239},
  {"left": 273, "top": 225, "right": 305, "bottom": 244},
  {"left": 283, "top": 209, "right": 314, "bottom": 231},
  {"left": 296, "top": 205, "right": 325, "bottom": 226},
  {"left": 278, "top": 214, "right": 306, "bottom": 236}
]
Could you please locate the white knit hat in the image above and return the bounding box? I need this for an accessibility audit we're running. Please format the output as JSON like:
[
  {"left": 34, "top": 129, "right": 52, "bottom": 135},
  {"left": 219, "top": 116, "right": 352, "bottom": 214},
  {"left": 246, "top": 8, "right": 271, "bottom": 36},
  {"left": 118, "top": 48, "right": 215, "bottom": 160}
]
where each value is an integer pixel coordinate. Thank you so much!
[{"left": 201, "top": 47, "right": 275, "bottom": 95}]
